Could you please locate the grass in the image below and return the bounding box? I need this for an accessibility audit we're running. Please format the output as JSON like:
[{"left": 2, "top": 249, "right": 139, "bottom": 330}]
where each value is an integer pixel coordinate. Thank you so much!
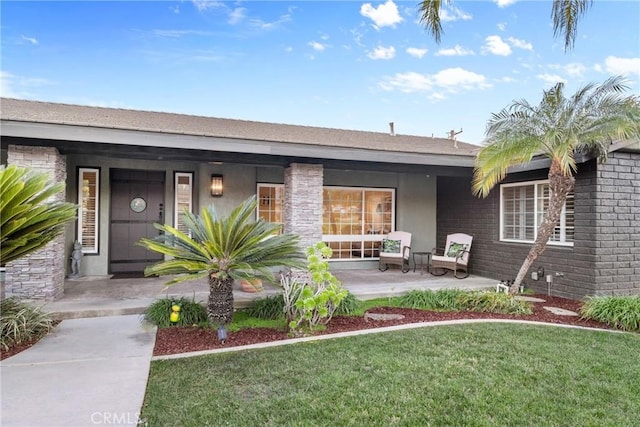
[{"left": 141, "top": 324, "right": 640, "bottom": 426}]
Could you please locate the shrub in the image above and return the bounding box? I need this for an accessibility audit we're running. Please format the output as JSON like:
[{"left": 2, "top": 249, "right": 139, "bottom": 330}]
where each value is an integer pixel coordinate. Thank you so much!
[
  {"left": 580, "top": 295, "right": 640, "bottom": 332},
  {"left": 281, "top": 242, "right": 348, "bottom": 334},
  {"left": 334, "top": 292, "right": 363, "bottom": 316},
  {"left": 398, "top": 289, "right": 466, "bottom": 311},
  {"left": 0, "top": 297, "right": 54, "bottom": 351},
  {"left": 456, "top": 291, "right": 533, "bottom": 315},
  {"left": 142, "top": 297, "right": 208, "bottom": 328},
  {"left": 246, "top": 295, "right": 285, "bottom": 320}
]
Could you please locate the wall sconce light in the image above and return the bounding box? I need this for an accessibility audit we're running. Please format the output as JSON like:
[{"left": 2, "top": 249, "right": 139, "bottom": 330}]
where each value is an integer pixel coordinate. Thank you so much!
[{"left": 210, "top": 174, "right": 223, "bottom": 197}]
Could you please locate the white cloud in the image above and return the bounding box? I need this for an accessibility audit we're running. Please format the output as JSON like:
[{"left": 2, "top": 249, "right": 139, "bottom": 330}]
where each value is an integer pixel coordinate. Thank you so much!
[
  {"left": 0, "top": 71, "right": 55, "bottom": 99},
  {"left": 360, "top": 0, "right": 403, "bottom": 29},
  {"left": 309, "top": 41, "right": 327, "bottom": 52},
  {"left": 604, "top": 56, "right": 640, "bottom": 76},
  {"left": 562, "top": 62, "right": 587, "bottom": 77},
  {"left": 228, "top": 7, "right": 247, "bottom": 24},
  {"left": 483, "top": 35, "right": 512, "bottom": 56},
  {"left": 507, "top": 37, "right": 533, "bottom": 51},
  {"left": 368, "top": 45, "right": 396, "bottom": 60},
  {"left": 379, "top": 67, "right": 490, "bottom": 97},
  {"left": 192, "top": 0, "right": 224, "bottom": 12},
  {"left": 497, "top": 22, "right": 507, "bottom": 31},
  {"left": 20, "top": 35, "right": 38, "bottom": 45},
  {"left": 440, "top": 5, "right": 472, "bottom": 22},
  {"left": 494, "top": 0, "right": 517, "bottom": 7},
  {"left": 406, "top": 47, "right": 428, "bottom": 58},
  {"left": 435, "top": 45, "right": 474, "bottom": 56},
  {"left": 249, "top": 11, "right": 292, "bottom": 31},
  {"left": 152, "top": 29, "right": 213, "bottom": 38},
  {"left": 537, "top": 73, "right": 567, "bottom": 85}
]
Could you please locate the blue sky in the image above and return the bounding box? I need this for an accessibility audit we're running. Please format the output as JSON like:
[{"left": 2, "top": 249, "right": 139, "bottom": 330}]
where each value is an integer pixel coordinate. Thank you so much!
[{"left": 2, "top": 1, "right": 639, "bottom": 145}]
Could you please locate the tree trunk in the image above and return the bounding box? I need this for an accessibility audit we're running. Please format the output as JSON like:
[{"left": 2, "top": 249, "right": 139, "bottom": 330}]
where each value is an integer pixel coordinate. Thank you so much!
[
  {"left": 511, "top": 162, "right": 575, "bottom": 294},
  {"left": 208, "top": 274, "right": 235, "bottom": 325}
]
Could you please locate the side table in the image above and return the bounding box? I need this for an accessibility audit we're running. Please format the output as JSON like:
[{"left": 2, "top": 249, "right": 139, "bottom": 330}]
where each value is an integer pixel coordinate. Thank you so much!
[{"left": 412, "top": 251, "right": 431, "bottom": 275}]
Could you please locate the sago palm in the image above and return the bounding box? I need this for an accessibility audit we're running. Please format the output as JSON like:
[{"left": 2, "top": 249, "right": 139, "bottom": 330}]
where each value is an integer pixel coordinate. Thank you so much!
[
  {"left": 418, "top": 0, "right": 592, "bottom": 51},
  {"left": 472, "top": 75, "right": 640, "bottom": 293},
  {"left": 1, "top": 164, "right": 77, "bottom": 267},
  {"left": 139, "top": 196, "right": 304, "bottom": 328}
]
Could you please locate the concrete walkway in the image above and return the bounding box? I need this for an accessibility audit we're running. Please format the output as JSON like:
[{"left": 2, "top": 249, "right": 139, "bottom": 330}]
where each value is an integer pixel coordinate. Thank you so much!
[{"left": 1, "top": 315, "right": 156, "bottom": 427}]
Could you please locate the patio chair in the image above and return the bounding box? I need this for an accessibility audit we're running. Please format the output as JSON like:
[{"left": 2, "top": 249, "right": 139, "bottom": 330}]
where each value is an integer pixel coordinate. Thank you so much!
[
  {"left": 378, "top": 231, "right": 412, "bottom": 273},
  {"left": 430, "top": 233, "right": 473, "bottom": 279}
]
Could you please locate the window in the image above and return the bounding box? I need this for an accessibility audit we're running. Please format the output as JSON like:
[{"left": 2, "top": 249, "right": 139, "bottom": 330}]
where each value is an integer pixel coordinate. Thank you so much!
[
  {"left": 77, "top": 168, "right": 99, "bottom": 254},
  {"left": 257, "top": 184, "right": 284, "bottom": 234},
  {"left": 501, "top": 180, "right": 574, "bottom": 246},
  {"left": 322, "top": 187, "right": 395, "bottom": 260},
  {"left": 174, "top": 172, "right": 193, "bottom": 235}
]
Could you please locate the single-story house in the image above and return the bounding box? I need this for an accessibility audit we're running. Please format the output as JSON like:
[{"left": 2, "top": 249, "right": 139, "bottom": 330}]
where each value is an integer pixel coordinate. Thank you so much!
[{"left": 1, "top": 98, "right": 638, "bottom": 301}]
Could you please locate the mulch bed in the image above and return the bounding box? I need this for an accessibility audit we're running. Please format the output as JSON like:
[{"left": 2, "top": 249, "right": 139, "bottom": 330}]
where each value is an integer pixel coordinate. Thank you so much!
[{"left": 153, "top": 295, "right": 617, "bottom": 357}]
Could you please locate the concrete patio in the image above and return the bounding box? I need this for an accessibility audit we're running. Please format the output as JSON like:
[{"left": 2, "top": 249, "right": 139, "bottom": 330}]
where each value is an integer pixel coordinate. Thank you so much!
[{"left": 36, "top": 268, "right": 498, "bottom": 320}]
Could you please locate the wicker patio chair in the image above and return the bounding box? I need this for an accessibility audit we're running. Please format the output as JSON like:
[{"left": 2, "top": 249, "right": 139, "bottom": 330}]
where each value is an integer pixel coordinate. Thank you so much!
[
  {"left": 378, "top": 231, "right": 412, "bottom": 273},
  {"left": 430, "top": 233, "right": 473, "bottom": 279}
]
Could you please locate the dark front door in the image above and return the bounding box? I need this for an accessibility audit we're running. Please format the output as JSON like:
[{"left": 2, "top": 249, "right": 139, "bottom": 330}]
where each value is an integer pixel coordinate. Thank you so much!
[{"left": 109, "top": 169, "right": 165, "bottom": 274}]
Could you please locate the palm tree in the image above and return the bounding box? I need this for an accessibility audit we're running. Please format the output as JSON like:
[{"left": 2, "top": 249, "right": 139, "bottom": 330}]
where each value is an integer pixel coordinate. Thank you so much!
[
  {"left": 418, "top": 0, "right": 592, "bottom": 51},
  {"left": 1, "top": 164, "right": 77, "bottom": 267},
  {"left": 472, "top": 75, "right": 640, "bottom": 293},
  {"left": 139, "top": 196, "right": 305, "bottom": 330}
]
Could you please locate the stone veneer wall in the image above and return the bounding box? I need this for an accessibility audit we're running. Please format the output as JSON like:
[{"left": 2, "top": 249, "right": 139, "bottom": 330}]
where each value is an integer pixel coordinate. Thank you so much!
[
  {"left": 5, "top": 145, "right": 67, "bottom": 300},
  {"left": 284, "top": 163, "right": 323, "bottom": 250},
  {"left": 592, "top": 151, "right": 640, "bottom": 296}
]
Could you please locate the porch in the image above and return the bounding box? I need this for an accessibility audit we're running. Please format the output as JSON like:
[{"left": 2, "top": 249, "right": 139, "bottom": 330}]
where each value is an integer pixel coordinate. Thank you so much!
[{"left": 42, "top": 269, "right": 497, "bottom": 320}]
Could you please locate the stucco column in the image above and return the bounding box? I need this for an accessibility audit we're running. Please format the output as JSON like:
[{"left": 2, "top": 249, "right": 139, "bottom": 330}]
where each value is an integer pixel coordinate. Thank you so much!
[
  {"left": 6, "top": 145, "right": 68, "bottom": 300},
  {"left": 284, "top": 163, "right": 323, "bottom": 250}
]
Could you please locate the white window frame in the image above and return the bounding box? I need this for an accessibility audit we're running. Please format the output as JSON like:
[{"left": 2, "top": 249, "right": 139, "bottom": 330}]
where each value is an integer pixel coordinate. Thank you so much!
[
  {"left": 500, "top": 179, "right": 574, "bottom": 247},
  {"left": 256, "top": 183, "right": 285, "bottom": 234},
  {"left": 322, "top": 186, "right": 396, "bottom": 260},
  {"left": 77, "top": 167, "right": 100, "bottom": 254},
  {"left": 174, "top": 172, "right": 193, "bottom": 235}
]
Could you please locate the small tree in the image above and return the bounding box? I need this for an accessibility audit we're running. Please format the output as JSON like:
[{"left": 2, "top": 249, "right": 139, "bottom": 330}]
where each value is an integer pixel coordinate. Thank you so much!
[
  {"left": 473, "top": 76, "right": 640, "bottom": 293},
  {"left": 0, "top": 164, "right": 77, "bottom": 267},
  {"left": 139, "top": 196, "right": 305, "bottom": 336}
]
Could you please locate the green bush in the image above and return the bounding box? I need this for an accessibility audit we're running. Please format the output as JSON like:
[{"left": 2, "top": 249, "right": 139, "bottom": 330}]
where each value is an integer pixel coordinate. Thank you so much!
[
  {"left": 398, "top": 289, "right": 466, "bottom": 311},
  {"left": 142, "top": 297, "right": 208, "bottom": 328},
  {"left": 334, "top": 292, "right": 363, "bottom": 316},
  {"left": 246, "top": 295, "right": 285, "bottom": 320},
  {"left": 0, "top": 297, "right": 54, "bottom": 351},
  {"left": 457, "top": 291, "right": 533, "bottom": 315},
  {"left": 580, "top": 295, "right": 640, "bottom": 332}
]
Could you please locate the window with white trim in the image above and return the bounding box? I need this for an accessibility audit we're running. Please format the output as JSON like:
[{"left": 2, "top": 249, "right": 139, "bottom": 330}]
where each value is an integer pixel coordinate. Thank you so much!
[
  {"left": 257, "top": 184, "right": 284, "bottom": 234},
  {"left": 174, "top": 172, "right": 193, "bottom": 235},
  {"left": 322, "top": 187, "right": 395, "bottom": 259},
  {"left": 77, "top": 168, "right": 99, "bottom": 254},
  {"left": 501, "top": 180, "right": 574, "bottom": 246}
]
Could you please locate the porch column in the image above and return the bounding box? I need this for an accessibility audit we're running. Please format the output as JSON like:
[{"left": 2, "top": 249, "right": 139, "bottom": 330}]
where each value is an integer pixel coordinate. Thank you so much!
[
  {"left": 5, "top": 145, "right": 68, "bottom": 300},
  {"left": 284, "top": 163, "right": 323, "bottom": 250}
]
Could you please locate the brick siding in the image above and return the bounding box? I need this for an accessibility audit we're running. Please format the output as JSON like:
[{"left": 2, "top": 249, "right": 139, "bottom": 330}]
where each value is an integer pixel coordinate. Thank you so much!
[{"left": 436, "top": 152, "right": 640, "bottom": 300}]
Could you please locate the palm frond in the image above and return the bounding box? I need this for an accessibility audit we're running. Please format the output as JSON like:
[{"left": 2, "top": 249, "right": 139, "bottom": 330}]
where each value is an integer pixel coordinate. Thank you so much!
[
  {"left": 475, "top": 75, "right": 640, "bottom": 198},
  {"left": 417, "top": 0, "right": 447, "bottom": 44},
  {"left": 552, "top": 0, "right": 593, "bottom": 51}
]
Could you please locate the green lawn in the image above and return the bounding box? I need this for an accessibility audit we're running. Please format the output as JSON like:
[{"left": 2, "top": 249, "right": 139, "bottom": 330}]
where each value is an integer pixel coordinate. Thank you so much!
[{"left": 141, "top": 324, "right": 640, "bottom": 426}]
